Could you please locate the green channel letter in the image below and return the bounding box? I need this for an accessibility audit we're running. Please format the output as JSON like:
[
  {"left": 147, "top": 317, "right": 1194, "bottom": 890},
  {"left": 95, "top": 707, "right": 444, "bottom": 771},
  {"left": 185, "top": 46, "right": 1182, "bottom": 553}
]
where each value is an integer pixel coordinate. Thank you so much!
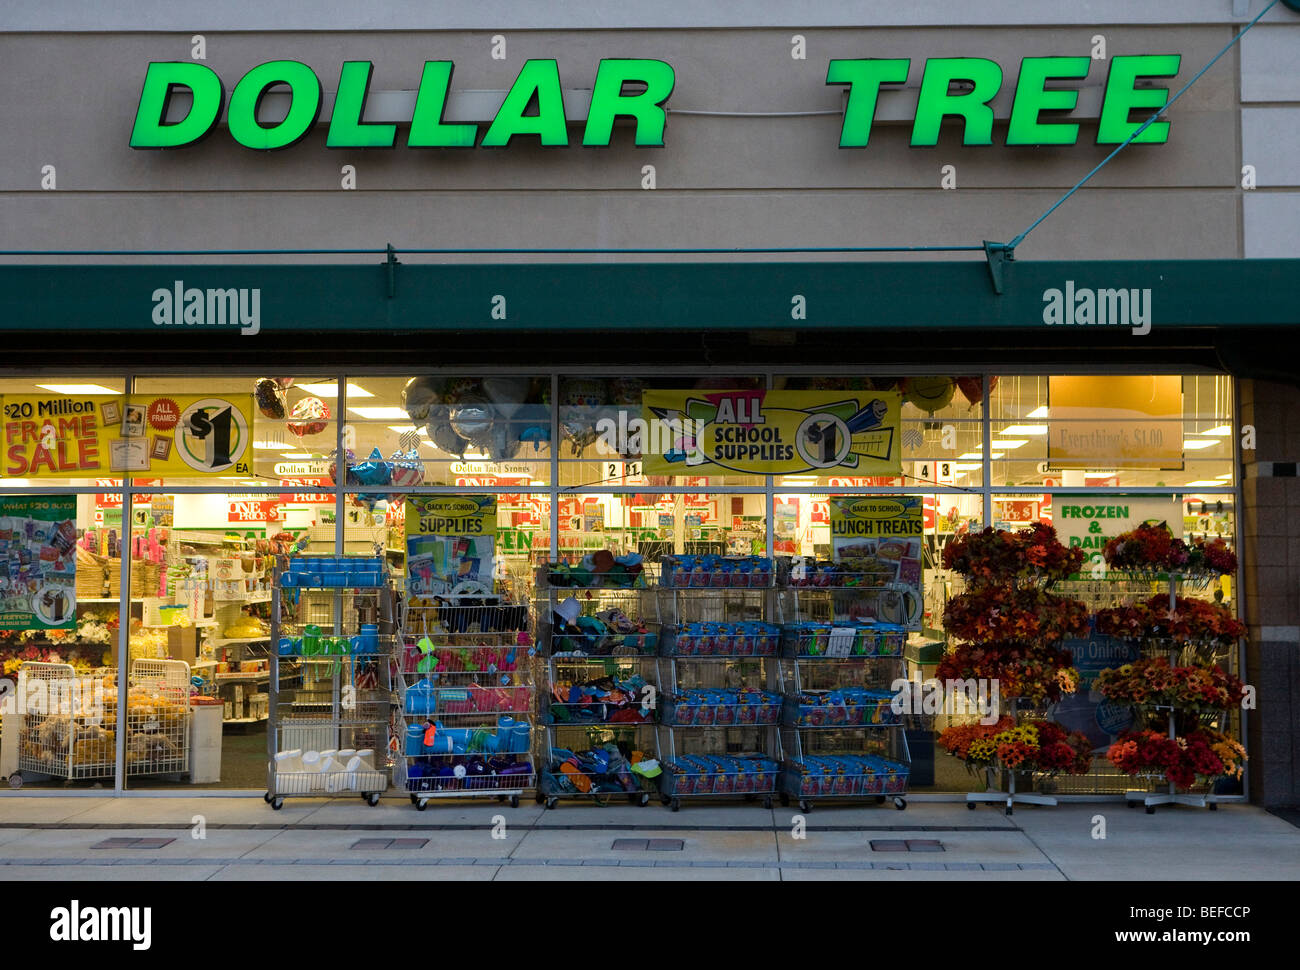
[
  {"left": 582, "top": 59, "right": 676, "bottom": 146},
  {"left": 228, "top": 60, "right": 322, "bottom": 150},
  {"left": 911, "top": 58, "right": 1004, "bottom": 146},
  {"left": 130, "top": 62, "right": 224, "bottom": 148},
  {"left": 1097, "top": 54, "right": 1181, "bottom": 144},
  {"left": 481, "top": 59, "right": 568, "bottom": 147},
  {"left": 327, "top": 61, "right": 397, "bottom": 148},
  {"left": 408, "top": 61, "right": 478, "bottom": 147},
  {"left": 826, "top": 59, "right": 911, "bottom": 148},
  {"left": 1006, "top": 56, "right": 1090, "bottom": 145}
]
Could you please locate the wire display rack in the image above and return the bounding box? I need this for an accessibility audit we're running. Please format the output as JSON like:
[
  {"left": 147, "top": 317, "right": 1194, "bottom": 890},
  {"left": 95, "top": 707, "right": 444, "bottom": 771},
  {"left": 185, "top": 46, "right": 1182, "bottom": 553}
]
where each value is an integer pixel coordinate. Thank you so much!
[
  {"left": 775, "top": 585, "right": 911, "bottom": 812},
  {"left": 265, "top": 558, "right": 396, "bottom": 810},
  {"left": 535, "top": 581, "right": 663, "bottom": 808},
  {"left": 397, "top": 594, "right": 537, "bottom": 810},
  {"left": 16, "top": 660, "right": 192, "bottom": 783},
  {"left": 651, "top": 580, "right": 785, "bottom": 812}
]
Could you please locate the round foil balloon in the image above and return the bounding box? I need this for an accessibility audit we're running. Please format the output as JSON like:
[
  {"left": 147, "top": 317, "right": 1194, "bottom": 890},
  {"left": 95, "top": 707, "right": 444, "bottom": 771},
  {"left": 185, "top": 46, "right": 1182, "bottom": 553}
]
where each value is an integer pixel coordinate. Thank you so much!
[
  {"left": 482, "top": 377, "right": 530, "bottom": 420},
  {"left": 389, "top": 449, "right": 424, "bottom": 490},
  {"left": 427, "top": 413, "right": 469, "bottom": 457},
  {"left": 402, "top": 376, "right": 443, "bottom": 423},
  {"left": 956, "top": 375, "right": 998, "bottom": 409},
  {"left": 328, "top": 449, "right": 357, "bottom": 485},
  {"left": 287, "top": 397, "right": 330, "bottom": 437},
  {"left": 448, "top": 394, "right": 495, "bottom": 444},
  {"left": 254, "top": 378, "right": 287, "bottom": 420},
  {"left": 272, "top": 377, "right": 294, "bottom": 389},
  {"left": 486, "top": 422, "right": 523, "bottom": 462},
  {"left": 901, "top": 377, "right": 956, "bottom": 414}
]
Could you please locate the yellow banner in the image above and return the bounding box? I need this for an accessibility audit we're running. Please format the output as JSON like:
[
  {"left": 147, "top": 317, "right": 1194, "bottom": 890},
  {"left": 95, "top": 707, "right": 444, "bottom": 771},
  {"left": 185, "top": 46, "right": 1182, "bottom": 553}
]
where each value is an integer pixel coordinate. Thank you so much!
[
  {"left": 641, "top": 389, "right": 901, "bottom": 476},
  {"left": 1047, "top": 375, "right": 1183, "bottom": 469},
  {"left": 2, "top": 394, "right": 254, "bottom": 478}
]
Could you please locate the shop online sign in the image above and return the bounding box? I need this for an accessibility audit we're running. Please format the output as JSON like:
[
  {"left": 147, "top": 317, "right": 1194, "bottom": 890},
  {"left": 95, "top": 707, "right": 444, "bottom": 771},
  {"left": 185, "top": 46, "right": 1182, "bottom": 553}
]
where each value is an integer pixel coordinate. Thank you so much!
[{"left": 129, "top": 55, "right": 1181, "bottom": 150}]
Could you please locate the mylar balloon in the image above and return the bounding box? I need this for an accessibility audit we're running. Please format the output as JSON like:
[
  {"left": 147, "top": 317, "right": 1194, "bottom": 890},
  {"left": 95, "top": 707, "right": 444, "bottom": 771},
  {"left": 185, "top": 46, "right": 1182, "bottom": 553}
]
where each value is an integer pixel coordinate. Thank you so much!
[
  {"left": 449, "top": 394, "right": 495, "bottom": 445},
  {"left": 427, "top": 413, "right": 469, "bottom": 458},
  {"left": 389, "top": 449, "right": 424, "bottom": 490},
  {"left": 956, "top": 375, "right": 998, "bottom": 409},
  {"left": 901, "top": 377, "right": 956, "bottom": 414},
  {"left": 482, "top": 377, "right": 530, "bottom": 420},
  {"left": 254, "top": 378, "right": 287, "bottom": 420},
  {"left": 287, "top": 397, "right": 330, "bottom": 437},
  {"left": 350, "top": 448, "right": 393, "bottom": 487},
  {"left": 402, "top": 376, "right": 443, "bottom": 423}
]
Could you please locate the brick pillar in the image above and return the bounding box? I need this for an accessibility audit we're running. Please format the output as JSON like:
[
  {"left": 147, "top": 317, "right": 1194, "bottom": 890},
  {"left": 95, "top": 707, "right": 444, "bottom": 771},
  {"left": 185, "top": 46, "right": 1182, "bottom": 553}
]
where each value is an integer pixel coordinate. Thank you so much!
[{"left": 1238, "top": 378, "right": 1300, "bottom": 807}]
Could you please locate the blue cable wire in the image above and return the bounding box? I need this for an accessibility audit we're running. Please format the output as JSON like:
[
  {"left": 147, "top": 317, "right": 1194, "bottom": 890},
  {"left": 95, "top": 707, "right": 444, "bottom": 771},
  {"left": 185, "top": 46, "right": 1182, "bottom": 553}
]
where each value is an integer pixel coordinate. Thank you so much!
[{"left": 1006, "top": 0, "right": 1278, "bottom": 252}]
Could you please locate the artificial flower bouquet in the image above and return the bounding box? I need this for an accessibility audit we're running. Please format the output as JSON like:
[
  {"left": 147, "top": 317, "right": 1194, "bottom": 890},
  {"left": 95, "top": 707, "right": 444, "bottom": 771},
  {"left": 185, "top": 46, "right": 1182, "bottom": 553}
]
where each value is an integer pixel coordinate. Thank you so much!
[
  {"left": 943, "top": 585, "right": 1091, "bottom": 644},
  {"left": 1094, "top": 594, "right": 1245, "bottom": 644},
  {"left": 939, "top": 718, "right": 1094, "bottom": 775},
  {"left": 1094, "top": 657, "right": 1246, "bottom": 711},
  {"left": 936, "top": 640, "right": 1081, "bottom": 705},
  {"left": 1106, "top": 726, "right": 1246, "bottom": 789},
  {"left": 1103, "top": 523, "right": 1238, "bottom": 578},
  {"left": 943, "top": 523, "right": 1084, "bottom": 589}
]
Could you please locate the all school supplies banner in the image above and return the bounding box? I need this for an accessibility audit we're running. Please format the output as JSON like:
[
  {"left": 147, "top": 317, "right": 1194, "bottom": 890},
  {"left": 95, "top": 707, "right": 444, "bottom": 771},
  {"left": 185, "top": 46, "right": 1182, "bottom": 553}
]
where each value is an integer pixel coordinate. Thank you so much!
[
  {"left": 641, "top": 389, "right": 901, "bottom": 476},
  {"left": 3, "top": 394, "right": 254, "bottom": 478}
]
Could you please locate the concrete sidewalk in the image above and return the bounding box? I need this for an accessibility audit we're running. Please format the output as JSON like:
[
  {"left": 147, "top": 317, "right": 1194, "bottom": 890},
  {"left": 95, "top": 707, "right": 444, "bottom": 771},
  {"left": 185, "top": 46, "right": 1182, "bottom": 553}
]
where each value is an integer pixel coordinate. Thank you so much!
[{"left": 0, "top": 794, "right": 1295, "bottom": 880}]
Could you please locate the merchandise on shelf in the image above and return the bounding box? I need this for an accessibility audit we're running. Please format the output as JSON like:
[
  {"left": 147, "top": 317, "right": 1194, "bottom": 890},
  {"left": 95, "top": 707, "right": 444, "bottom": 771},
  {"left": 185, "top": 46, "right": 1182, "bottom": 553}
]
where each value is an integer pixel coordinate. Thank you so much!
[
  {"left": 662, "top": 554, "right": 772, "bottom": 588},
  {"left": 1093, "top": 594, "right": 1245, "bottom": 644},
  {"left": 660, "top": 755, "right": 779, "bottom": 796},
  {"left": 660, "top": 687, "right": 782, "bottom": 727},
  {"left": 403, "top": 715, "right": 532, "bottom": 757},
  {"left": 782, "top": 755, "right": 909, "bottom": 797},
  {"left": 545, "top": 551, "right": 647, "bottom": 588},
  {"left": 782, "top": 687, "right": 900, "bottom": 728},
  {"left": 543, "top": 744, "right": 660, "bottom": 796},
  {"left": 545, "top": 673, "right": 651, "bottom": 724},
  {"left": 779, "top": 621, "right": 904, "bottom": 658},
  {"left": 547, "top": 601, "right": 658, "bottom": 656},
  {"left": 1093, "top": 657, "right": 1246, "bottom": 711},
  {"left": 278, "top": 555, "right": 387, "bottom": 588},
  {"left": 405, "top": 755, "right": 534, "bottom": 793},
  {"left": 667, "top": 621, "right": 779, "bottom": 657},
  {"left": 937, "top": 718, "right": 1094, "bottom": 775}
]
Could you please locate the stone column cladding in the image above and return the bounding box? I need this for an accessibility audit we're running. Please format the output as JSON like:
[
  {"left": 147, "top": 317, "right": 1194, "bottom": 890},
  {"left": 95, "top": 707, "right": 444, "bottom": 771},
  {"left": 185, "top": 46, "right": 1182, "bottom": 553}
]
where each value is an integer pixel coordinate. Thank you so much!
[{"left": 1238, "top": 378, "right": 1300, "bottom": 807}]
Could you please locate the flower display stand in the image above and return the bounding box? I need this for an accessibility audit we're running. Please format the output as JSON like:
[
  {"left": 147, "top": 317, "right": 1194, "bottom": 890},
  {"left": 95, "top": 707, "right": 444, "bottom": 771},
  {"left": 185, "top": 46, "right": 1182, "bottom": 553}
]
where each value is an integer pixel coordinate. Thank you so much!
[{"left": 1124, "top": 705, "right": 1209, "bottom": 814}]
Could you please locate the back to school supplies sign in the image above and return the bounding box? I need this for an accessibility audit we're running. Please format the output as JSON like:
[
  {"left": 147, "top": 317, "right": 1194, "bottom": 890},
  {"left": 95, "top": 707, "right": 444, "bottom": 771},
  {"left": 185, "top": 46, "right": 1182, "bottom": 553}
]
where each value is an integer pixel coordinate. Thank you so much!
[
  {"left": 641, "top": 389, "right": 901, "bottom": 476},
  {"left": 405, "top": 495, "right": 498, "bottom": 598},
  {"left": 0, "top": 496, "right": 77, "bottom": 631},
  {"left": 2, "top": 394, "right": 254, "bottom": 478}
]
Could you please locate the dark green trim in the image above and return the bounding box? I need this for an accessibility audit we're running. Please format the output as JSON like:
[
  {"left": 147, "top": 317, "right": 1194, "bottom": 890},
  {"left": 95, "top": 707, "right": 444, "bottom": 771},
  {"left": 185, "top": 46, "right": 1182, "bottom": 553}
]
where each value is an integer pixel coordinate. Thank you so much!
[{"left": 1, "top": 259, "right": 1296, "bottom": 334}]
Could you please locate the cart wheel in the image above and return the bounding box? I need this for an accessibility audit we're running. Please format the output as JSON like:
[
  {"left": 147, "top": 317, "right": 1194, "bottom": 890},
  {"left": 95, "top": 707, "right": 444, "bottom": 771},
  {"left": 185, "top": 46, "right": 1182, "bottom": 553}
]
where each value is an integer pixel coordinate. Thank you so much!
[
  {"left": 670, "top": 798, "right": 680, "bottom": 813},
  {"left": 416, "top": 799, "right": 428, "bottom": 811},
  {"left": 365, "top": 792, "right": 380, "bottom": 807},
  {"left": 263, "top": 792, "right": 272, "bottom": 803},
  {"left": 510, "top": 795, "right": 520, "bottom": 808},
  {"left": 534, "top": 791, "right": 545, "bottom": 805},
  {"left": 270, "top": 797, "right": 284, "bottom": 810},
  {"left": 1005, "top": 804, "right": 1013, "bottom": 816},
  {"left": 894, "top": 797, "right": 907, "bottom": 811},
  {"left": 966, "top": 801, "right": 976, "bottom": 810},
  {"left": 799, "top": 800, "right": 812, "bottom": 813},
  {"left": 762, "top": 796, "right": 773, "bottom": 810},
  {"left": 410, "top": 794, "right": 419, "bottom": 805},
  {"left": 638, "top": 792, "right": 650, "bottom": 807},
  {"left": 1145, "top": 805, "right": 1155, "bottom": 815},
  {"left": 546, "top": 797, "right": 558, "bottom": 810},
  {"left": 1208, "top": 802, "right": 1218, "bottom": 812}
]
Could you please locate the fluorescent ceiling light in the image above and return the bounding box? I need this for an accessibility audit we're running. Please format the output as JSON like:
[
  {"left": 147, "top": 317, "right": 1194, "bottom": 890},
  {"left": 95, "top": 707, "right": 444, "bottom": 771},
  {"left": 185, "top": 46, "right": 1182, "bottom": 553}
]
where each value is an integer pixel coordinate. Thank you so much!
[
  {"left": 1026, "top": 406, "right": 1050, "bottom": 419},
  {"left": 999, "top": 425, "right": 1048, "bottom": 436},
  {"left": 295, "top": 382, "right": 373, "bottom": 398},
  {"left": 990, "top": 439, "right": 1029, "bottom": 450},
  {"left": 35, "top": 383, "right": 120, "bottom": 395},
  {"left": 253, "top": 440, "right": 294, "bottom": 451},
  {"left": 1183, "top": 439, "right": 1218, "bottom": 450},
  {"left": 279, "top": 453, "right": 314, "bottom": 459},
  {"left": 954, "top": 451, "right": 1005, "bottom": 460},
  {"left": 387, "top": 424, "right": 419, "bottom": 432},
  {"left": 956, "top": 452, "right": 983, "bottom": 460},
  {"left": 1198, "top": 425, "right": 1232, "bottom": 436},
  {"left": 952, "top": 463, "right": 983, "bottom": 471},
  {"left": 1215, "top": 474, "right": 1233, "bottom": 480},
  {"left": 1185, "top": 481, "right": 1226, "bottom": 487},
  {"left": 346, "top": 406, "right": 408, "bottom": 420}
]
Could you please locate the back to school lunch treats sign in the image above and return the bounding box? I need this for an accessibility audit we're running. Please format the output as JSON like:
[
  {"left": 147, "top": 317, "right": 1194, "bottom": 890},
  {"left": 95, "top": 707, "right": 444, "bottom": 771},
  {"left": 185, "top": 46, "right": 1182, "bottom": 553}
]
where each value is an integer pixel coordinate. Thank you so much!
[
  {"left": 3, "top": 394, "right": 254, "bottom": 478},
  {"left": 0, "top": 496, "right": 77, "bottom": 631},
  {"left": 641, "top": 389, "right": 902, "bottom": 476}
]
